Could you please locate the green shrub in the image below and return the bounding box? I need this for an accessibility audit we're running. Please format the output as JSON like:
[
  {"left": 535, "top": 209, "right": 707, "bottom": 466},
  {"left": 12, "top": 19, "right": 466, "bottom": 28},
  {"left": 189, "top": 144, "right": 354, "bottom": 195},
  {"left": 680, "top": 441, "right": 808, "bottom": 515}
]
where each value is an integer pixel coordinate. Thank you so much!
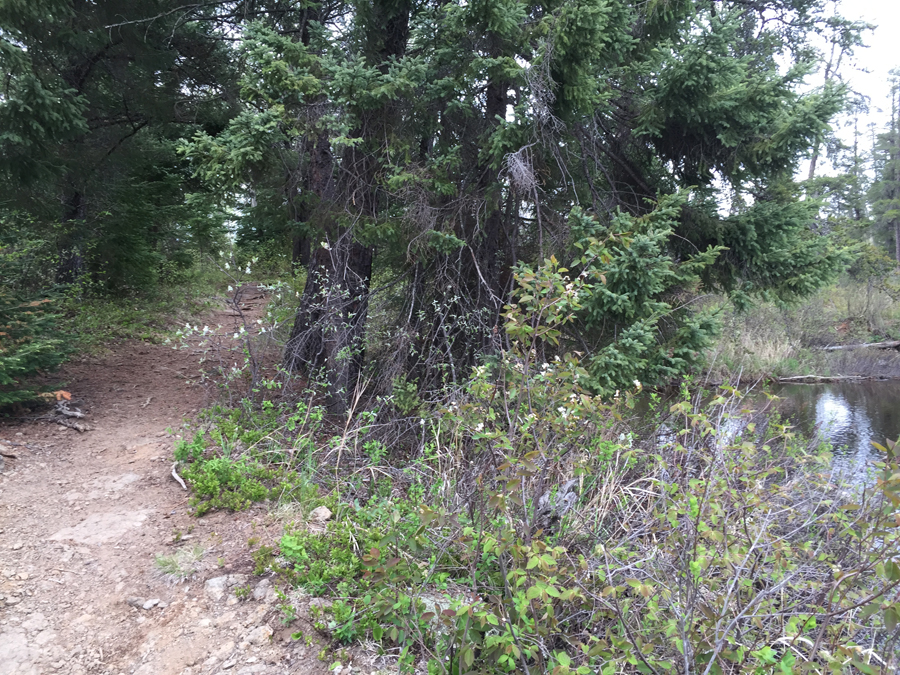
[
  {"left": 0, "top": 289, "right": 68, "bottom": 407},
  {"left": 346, "top": 261, "right": 900, "bottom": 674},
  {"left": 281, "top": 520, "right": 377, "bottom": 598},
  {"left": 174, "top": 405, "right": 324, "bottom": 516},
  {"left": 183, "top": 456, "right": 273, "bottom": 515}
]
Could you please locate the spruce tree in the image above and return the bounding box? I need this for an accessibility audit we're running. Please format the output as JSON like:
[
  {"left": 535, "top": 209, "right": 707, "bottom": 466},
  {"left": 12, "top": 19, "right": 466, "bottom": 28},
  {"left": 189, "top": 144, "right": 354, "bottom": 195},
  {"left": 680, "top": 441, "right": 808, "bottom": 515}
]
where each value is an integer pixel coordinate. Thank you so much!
[
  {"left": 0, "top": 0, "right": 234, "bottom": 292},
  {"left": 1, "top": 0, "right": 860, "bottom": 400},
  {"left": 179, "top": 0, "right": 860, "bottom": 399},
  {"left": 870, "top": 74, "right": 900, "bottom": 265}
]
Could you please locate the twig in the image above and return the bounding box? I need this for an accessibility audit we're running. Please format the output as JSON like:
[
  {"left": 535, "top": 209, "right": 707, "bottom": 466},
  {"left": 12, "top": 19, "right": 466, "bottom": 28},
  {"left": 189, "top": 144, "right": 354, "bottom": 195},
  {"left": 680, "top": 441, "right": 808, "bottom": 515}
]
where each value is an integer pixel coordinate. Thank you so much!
[
  {"left": 55, "top": 402, "right": 85, "bottom": 418},
  {"left": 171, "top": 463, "right": 187, "bottom": 490},
  {"left": 775, "top": 374, "right": 879, "bottom": 383},
  {"left": 816, "top": 340, "right": 900, "bottom": 352}
]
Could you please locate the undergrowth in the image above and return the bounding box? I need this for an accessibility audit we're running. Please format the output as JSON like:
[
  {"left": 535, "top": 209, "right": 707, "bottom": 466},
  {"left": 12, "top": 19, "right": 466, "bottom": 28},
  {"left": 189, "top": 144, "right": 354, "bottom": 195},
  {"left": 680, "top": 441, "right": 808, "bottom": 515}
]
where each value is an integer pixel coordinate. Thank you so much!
[
  {"left": 173, "top": 261, "right": 900, "bottom": 673},
  {"left": 61, "top": 264, "right": 226, "bottom": 353}
]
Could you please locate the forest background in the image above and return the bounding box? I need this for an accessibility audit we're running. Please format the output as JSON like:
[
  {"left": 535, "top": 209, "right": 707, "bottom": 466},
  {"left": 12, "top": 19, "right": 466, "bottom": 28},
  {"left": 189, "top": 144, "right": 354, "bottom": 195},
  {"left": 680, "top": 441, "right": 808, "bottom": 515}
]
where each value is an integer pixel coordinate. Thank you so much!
[{"left": 5, "top": 0, "right": 900, "bottom": 672}]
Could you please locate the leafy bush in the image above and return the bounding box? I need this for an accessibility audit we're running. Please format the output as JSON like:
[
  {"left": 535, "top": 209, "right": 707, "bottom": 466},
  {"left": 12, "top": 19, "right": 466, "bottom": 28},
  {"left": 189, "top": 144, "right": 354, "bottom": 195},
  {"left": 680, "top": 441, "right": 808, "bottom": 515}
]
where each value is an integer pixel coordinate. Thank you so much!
[
  {"left": 183, "top": 455, "right": 273, "bottom": 515},
  {"left": 175, "top": 259, "right": 900, "bottom": 672},
  {"left": 281, "top": 520, "right": 376, "bottom": 598},
  {"left": 174, "top": 399, "right": 327, "bottom": 516},
  {"left": 330, "top": 261, "right": 900, "bottom": 673}
]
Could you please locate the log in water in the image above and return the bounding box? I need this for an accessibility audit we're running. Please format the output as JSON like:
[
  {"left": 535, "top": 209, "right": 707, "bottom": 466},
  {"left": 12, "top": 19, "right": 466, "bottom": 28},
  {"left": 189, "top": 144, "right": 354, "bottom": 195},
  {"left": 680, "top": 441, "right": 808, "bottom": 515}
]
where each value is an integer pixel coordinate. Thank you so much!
[{"left": 816, "top": 340, "right": 900, "bottom": 352}]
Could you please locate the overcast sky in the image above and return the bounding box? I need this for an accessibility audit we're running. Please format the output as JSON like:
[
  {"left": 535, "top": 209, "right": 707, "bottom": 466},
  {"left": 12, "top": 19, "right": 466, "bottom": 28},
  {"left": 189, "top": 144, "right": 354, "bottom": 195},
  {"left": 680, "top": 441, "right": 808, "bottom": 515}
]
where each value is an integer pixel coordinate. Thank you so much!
[{"left": 842, "top": 0, "right": 900, "bottom": 125}]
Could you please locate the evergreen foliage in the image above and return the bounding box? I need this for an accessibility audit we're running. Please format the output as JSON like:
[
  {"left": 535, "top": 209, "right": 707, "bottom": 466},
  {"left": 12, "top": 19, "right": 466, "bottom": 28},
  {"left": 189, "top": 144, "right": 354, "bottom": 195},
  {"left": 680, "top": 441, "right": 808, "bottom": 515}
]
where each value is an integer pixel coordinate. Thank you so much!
[
  {"left": 0, "top": 0, "right": 873, "bottom": 401},
  {"left": 0, "top": 291, "right": 66, "bottom": 407},
  {"left": 175, "top": 0, "right": 859, "bottom": 401},
  {"left": 0, "top": 0, "right": 233, "bottom": 293},
  {"left": 870, "top": 73, "right": 900, "bottom": 264},
  {"left": 0, "top": 224, "right": 67, "bottom": 406}
]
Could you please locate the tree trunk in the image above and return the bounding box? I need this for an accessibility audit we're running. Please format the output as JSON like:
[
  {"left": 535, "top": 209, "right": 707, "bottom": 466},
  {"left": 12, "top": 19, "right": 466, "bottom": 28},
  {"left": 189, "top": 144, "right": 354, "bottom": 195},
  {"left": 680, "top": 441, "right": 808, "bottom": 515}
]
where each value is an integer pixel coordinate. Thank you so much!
[
  {"left": 895, "top": 220, "right": 900, "bottom": 265},
  {"left": 283, "top": 0, "right": 410, "bottom": 414},
  {"left": 467, "top": 48, "right": 509, "bottom": 346},
  {"left": 291, "top": 234, "right": 310, "bottom": 270},
  {"left": 56, "top": 190, "right": 86, "bottom": 284}
]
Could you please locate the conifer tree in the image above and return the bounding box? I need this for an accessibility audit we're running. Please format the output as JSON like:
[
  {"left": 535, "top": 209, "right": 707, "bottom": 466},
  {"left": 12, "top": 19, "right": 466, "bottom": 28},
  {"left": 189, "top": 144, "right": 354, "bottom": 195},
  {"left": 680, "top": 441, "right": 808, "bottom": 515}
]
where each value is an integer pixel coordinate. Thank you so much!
[
  {"left": 3, "top": 0, "right": 864, "bottom": 402},
  {"left": 0, "top": 0, "right": 234, "bottom": 291},
  {"left": 870, "top": 74, "right": 900, "bottom": 265},
  {"left": 181, "top": 0, "right": 859, "bottom": 400}
]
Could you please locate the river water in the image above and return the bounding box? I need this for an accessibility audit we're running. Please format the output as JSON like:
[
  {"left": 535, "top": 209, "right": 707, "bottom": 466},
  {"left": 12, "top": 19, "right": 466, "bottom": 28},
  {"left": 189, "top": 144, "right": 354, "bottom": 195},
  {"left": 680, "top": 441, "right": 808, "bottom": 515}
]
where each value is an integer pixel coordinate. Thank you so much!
[{"left": 766, "top": 380, "right": 900, "bottom": 484}]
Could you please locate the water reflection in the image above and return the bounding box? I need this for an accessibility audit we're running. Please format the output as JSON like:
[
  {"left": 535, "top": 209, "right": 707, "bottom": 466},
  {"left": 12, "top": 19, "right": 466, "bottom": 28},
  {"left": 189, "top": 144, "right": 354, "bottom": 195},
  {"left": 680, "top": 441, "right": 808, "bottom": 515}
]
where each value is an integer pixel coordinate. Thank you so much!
[{"left": 769, "top": 381, "right": 900, "bottom": 484}]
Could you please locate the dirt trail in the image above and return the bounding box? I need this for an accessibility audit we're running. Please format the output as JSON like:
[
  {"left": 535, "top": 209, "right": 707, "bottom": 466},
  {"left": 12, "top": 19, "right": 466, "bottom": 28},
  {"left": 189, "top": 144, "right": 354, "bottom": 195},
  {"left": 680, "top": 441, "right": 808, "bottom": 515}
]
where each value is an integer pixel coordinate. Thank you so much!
[{"left": 0, "top": 295, "right": 334, "bottom": 675}]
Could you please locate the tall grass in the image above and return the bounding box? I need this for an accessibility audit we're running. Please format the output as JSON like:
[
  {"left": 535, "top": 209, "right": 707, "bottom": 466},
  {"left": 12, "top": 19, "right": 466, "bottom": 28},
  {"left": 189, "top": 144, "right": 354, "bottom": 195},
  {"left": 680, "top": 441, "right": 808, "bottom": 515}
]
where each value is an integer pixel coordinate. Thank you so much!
[{"left": 705, "top": 276, "right": 900, "bottom": 381}]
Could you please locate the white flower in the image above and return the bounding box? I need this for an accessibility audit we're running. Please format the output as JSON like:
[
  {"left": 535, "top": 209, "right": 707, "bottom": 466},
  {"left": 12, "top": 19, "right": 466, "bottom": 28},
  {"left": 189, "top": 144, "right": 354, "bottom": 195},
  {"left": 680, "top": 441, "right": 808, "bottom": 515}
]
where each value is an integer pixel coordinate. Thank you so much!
[
  {"left": 224, "top": 262, "right": 230, "bottom": 269},
  {"left": 245, "top": 266, "right": 251, "bottom": 274},
  {"left": 233, "top": 333, "right": 239, "bottom": 339},
  {"left": 321, "top": 241, "right": 330, "bottom": 250},
  {"left": 633, "top": 379, "right": 642, "bottom": 391},
  {"left": 228, "top": 285, "right": 233, "bottom": 292}
]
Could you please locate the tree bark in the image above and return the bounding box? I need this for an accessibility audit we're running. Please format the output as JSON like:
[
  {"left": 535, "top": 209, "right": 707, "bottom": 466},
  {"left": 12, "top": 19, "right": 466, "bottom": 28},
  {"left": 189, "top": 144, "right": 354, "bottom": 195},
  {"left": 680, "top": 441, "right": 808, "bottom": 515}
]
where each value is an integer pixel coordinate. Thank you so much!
[
  {"left": 895, "top": 220, "right": 900, "bottom": 265},
  {"left": 56, "top": 189, "right": 86, "bottom": 285},
  {"left": 283, "top": 0, "right": 410, "bottom": 414}
]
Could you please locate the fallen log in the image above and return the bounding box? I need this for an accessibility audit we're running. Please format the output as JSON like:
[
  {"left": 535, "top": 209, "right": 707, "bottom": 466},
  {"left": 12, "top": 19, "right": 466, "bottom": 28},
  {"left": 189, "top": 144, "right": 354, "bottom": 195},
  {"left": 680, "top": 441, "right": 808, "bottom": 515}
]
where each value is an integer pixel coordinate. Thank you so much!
[
  {"left": 816, "top": 340, "right": 900, "bottom": 352},
  {"left": 775, "top": 374, "right": 878, "bottom": 384}
]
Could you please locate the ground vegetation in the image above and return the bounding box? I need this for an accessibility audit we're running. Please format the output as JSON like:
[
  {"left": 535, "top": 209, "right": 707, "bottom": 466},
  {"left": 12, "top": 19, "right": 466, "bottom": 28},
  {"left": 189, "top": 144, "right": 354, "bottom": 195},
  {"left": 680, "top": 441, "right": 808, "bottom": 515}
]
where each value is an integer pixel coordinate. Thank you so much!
[{"left": 5, "top": 0, "right": 900, "bottom": 672}]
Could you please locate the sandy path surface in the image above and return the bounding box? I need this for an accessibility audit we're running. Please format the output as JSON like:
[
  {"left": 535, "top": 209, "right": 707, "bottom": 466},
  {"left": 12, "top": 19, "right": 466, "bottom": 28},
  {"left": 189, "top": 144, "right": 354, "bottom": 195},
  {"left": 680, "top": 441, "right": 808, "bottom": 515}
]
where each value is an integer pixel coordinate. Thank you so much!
[{"left": 0, "top": 296, "right": 334, "bottom": 675}]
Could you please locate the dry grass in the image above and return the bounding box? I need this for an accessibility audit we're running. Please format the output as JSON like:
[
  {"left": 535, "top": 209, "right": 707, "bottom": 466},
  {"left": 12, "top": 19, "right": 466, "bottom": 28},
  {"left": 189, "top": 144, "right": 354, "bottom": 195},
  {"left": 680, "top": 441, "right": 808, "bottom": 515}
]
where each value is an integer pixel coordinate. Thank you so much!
[
  {"left": 153, "top": 544, "right": 205, "bottom": 584},
  {"left": 705, "top": 278, "right": 900, "bottom": 381}
]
